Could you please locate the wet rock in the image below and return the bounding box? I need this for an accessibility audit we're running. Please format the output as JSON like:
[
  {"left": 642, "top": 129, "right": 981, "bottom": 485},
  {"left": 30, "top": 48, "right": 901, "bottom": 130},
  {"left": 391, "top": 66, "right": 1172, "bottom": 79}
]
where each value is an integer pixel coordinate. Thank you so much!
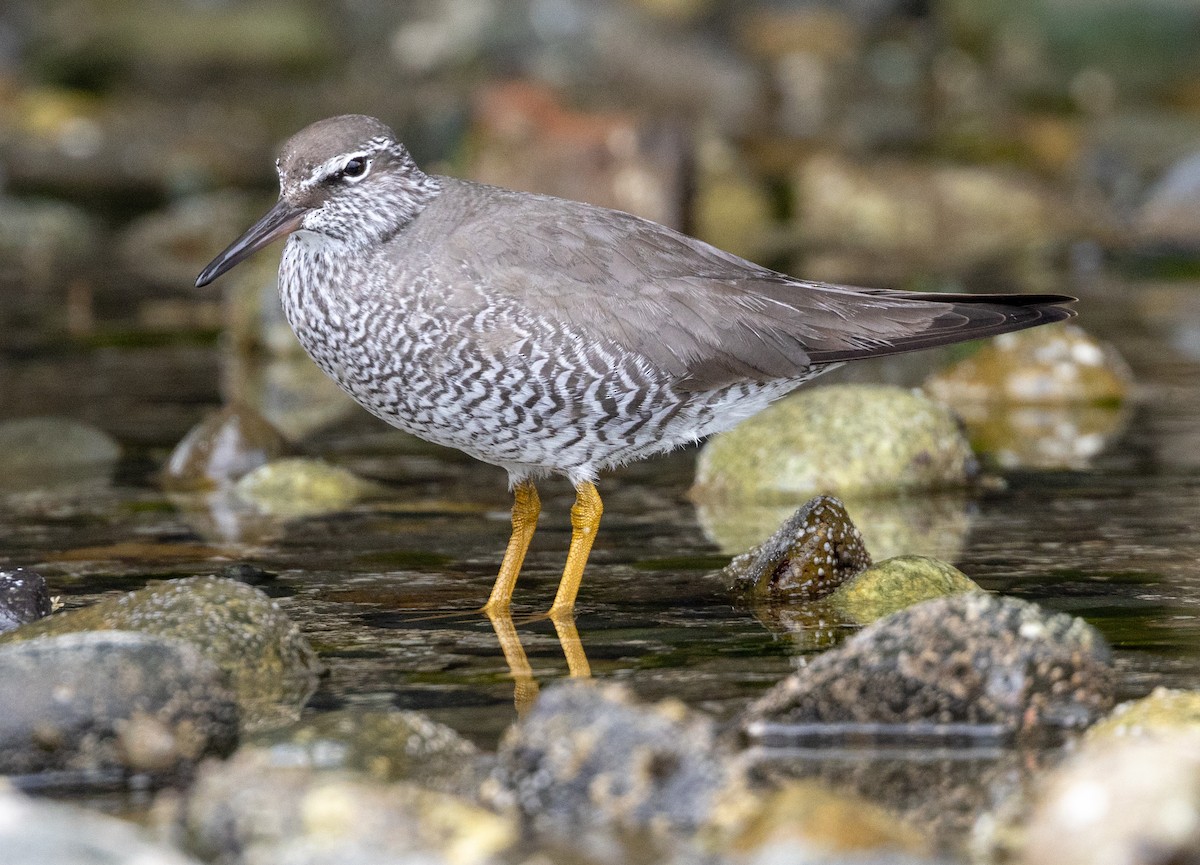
[
  {"left": 792, "top": 152, "right": 1073, "bottom": 280},
  {"left": 256, "top": 709, "right": 489, "bottom": 796},
  {"left": 923, "top": 325, "right": 1132, "bottom": 407},
  {"left": 233, "top": 457, "right": 380, "bottom": 517},
  {"left": 1019, "top": 735, "right": 1200, "bottom": 865},
  {"left": 0, "top": 416, "right": 120, "bottom": 491},
  {"left": 696, "top": 491, "right": 973, "bottom": 564},
  {"left": 0, "top": 785, "right": 204, "bottom": 865},
  {"left": 182, "top": 746, "right": 515, "bottom": 865},
  {"left": 743, "top": 594, "right": 1114, "bottom": 737},
  {"left": 923, "top": 325, "right": 1133, "bottom": 469},
  {"left": 829, "top": 555, "right": 980, "bottom": 624},
  {"left": 1085, "top": 687, "right": 1200, "bottom": 744},
  {"left": 0, "top": 567, "right": 53, "bottom": 632},
  {"left": 484, "top": 681, "right": 736, "bottom": 835},
  {"left": 0, "top": 575, "right": 319, "bottom": 731},
  {"left": 469, "top": 80, "right": 688, "bottom": 229},
  {"left": 693, "top": 385, "right": 977, "bottom": 502},
  {"left": 724, "top": 496, "right": 871, "bottom": 600},
  {"left": 942, "top": 402, "right": 1130, "bottom": 470},
  {"left": 724, "top": 781, "right": 929, "bottom": 863},
  {"left": 162, "top": 404, "right": 293, "bottom": 492},
  {"left": 0, "top": 631, "right": 237, "bottom": 777}
]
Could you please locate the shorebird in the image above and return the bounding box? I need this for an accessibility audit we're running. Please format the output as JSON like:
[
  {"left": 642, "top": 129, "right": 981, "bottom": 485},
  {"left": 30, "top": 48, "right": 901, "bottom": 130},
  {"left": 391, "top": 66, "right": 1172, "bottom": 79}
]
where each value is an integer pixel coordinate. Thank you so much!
[{"left": 197, "top": 114, "right": 1074, "bottom": 622}]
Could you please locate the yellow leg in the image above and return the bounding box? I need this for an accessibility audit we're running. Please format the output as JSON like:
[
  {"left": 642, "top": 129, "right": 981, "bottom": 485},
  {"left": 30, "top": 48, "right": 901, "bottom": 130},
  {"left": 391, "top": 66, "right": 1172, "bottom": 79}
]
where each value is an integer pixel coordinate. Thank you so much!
[
  {"left": 548, "top": 481, "right": 603, "bottom": 617},
  {"left": 487, "top": 610, "right": 540, "bottom": 716},
  {"left": 549, "top": 614, "right": 592, "bottom": 678},
  {"left": 483, "top": 480, "right": 540, "bottom": 615}
]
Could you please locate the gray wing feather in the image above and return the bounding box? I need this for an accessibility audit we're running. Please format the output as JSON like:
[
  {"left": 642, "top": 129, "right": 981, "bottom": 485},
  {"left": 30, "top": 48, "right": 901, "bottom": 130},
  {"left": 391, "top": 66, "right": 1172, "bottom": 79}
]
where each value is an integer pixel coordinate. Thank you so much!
[{"left": 422, "top": 180, "right": 1075, "bottom": 391}]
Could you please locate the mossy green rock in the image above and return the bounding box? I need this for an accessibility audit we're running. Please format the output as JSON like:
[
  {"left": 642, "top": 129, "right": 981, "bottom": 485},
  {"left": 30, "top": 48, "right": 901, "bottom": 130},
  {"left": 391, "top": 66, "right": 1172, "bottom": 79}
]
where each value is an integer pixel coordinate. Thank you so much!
[
  {"left": 693, "top": 384, "right": 976, "bottom": 501},
  {"left": 1086, "top": 688, "right": 1200, "bottom": 743},
  {"left": 830, "top": 555, "right": 981, "bottom": 623},
  {"left": 233, "top": 457, "right": 379, "bottom": 517},
  {"left": 0, "top": 576, "right": 318, "bottom": 731}
]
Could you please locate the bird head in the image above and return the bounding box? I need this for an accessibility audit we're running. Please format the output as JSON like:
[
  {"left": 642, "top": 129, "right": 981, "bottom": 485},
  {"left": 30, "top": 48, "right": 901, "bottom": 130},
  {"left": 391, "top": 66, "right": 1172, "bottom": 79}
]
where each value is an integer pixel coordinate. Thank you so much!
[{"left": 196, "top": 114, "right": 439, "bottom": 287}]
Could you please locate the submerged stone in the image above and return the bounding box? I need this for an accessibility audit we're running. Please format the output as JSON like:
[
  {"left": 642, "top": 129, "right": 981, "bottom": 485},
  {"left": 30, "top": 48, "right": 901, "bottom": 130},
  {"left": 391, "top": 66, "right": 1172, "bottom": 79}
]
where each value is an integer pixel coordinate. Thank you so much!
[
  {"left": 693, "top": 385, "right": 977, "bottom": 502},
  {"left": 829, "top": 555, "right": 981, "bottom": 624},
  {"left": 743, "top": 594, "right": 1114, "bottom": 737},
  {"left": 0, "top": 567, "right": 53, "bottom": 633},
  {"left": 182, "top": 746, "right": 515, "bottom": 865},
  {"left": 0, "top": 631, "right": 237, "bottom": 777},
  {"left": 162, "top": 404, "right": 293, "bottom": 491},
  {"left": 233, "top": 457, "right": 379, "bottom": 517},
  {"left": 0, "top": 575, "right": 319, "bottom": 731},
  {"left": 723, "top": 495, "right": 871, "bottom": 600}
]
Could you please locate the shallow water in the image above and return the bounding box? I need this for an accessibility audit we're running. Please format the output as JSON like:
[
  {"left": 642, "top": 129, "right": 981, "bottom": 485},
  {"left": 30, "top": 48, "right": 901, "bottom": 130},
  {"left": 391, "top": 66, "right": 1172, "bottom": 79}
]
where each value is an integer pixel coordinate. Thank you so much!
[{"left": 1, "top": 276, "right": 1198, "bottom": 783}]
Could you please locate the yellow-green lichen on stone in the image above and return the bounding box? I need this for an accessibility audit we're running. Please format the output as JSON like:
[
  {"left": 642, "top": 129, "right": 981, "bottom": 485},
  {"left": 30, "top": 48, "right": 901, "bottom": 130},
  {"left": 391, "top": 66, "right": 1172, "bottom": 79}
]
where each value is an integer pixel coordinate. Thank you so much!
[
  {"left": 692, "top": 384, "right": 977, "bottom": 503},
  {"left": 828, "top": 554, "right": 981, "bottom": 623},
  {"left": 233, "top": 457, "right": 380, "bottom": 517},
  {"left": 1085, "top": 687, "right": 1200, "bottom": 744},
  {"left": 0, "top": 575, "right": 319, "bottom": 731}
]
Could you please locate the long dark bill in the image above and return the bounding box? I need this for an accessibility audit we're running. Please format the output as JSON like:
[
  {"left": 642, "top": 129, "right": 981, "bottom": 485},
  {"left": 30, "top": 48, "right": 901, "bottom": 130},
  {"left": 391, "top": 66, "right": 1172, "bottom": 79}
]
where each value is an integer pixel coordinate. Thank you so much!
[{"left": 195, "top": 199, "right": 308, "bottom": 287}]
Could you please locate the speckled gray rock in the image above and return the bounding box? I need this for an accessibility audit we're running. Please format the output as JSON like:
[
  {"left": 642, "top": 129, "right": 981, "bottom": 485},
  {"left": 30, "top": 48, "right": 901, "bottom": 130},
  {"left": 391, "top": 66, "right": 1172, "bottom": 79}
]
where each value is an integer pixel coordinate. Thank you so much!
[
  {"left": 255, "top": 709, "right": 489, "bottom": 796},
  {"left": 484, "top": 681, "right": 737, "bottom": 835},
  {"left": 724, "top": 495, "right": 872, "bottom": 599},
  {"left": 743, "top": 594, "right": 1114, "bottom": 737},
  {"left": 0, "top": 417, "right": 121, "bottom": 490},
  {"left": 162, "top": 404, "right": 293, "bottom": 491},
  {"left": 0, "top": 568, "right": 53, "bottom": 632},
  {"left": 0, "top": 631, "right": 237, "bottom": 777},
  {"left": 0, "top": 785, "right": 204, "bottom": 865},
  {"left": 0, "top": 576, "right": 319, "bottom": 731},
  {"left": 693, "top": 385, "right": 977, "bottom": 502},
  {"left": 828, "top": 555, "right": 980, "bottom": 624},
  {"left": 181, "top": 746, "right": 515, "bottom": 865}
]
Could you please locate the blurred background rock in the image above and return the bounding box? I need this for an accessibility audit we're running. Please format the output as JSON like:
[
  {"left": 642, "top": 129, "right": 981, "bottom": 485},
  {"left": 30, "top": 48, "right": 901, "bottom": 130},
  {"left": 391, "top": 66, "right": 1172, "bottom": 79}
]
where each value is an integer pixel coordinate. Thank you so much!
[{"left": 0, "top": 0, "right": 1189, "bottom": 447}]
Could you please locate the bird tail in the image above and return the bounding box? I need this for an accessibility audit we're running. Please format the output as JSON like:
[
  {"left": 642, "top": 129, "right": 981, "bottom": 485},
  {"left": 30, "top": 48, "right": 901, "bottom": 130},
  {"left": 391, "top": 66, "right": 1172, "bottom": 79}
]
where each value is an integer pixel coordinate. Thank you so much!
[{"left": 804, "top": 290, "right": 1077, "bottom": 364}]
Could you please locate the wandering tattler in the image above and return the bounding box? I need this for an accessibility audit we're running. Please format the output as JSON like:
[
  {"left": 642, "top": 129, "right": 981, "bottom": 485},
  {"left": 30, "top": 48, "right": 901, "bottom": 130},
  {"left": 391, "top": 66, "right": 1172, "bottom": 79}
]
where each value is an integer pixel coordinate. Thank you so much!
[{"left": 197, "top": 114, "right": 1075, "bottom": 620}]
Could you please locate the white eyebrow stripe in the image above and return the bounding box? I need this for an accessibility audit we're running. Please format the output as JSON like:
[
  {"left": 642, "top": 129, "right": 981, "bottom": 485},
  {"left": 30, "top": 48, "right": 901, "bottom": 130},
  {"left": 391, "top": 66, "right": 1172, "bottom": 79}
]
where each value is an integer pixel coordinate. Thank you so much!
[{"left": 299, "top": 147, "right": 380, "bottom": 190}]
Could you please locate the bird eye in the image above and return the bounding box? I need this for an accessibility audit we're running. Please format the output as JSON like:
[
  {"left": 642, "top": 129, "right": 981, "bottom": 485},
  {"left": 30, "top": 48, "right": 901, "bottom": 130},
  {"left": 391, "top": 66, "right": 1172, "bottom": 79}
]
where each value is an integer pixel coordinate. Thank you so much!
[{"left": 339, "top": 157, "right": 370, "bottom": 181}]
